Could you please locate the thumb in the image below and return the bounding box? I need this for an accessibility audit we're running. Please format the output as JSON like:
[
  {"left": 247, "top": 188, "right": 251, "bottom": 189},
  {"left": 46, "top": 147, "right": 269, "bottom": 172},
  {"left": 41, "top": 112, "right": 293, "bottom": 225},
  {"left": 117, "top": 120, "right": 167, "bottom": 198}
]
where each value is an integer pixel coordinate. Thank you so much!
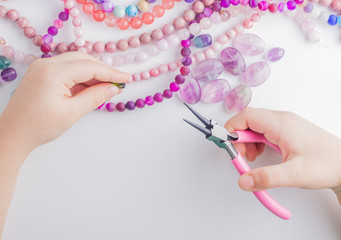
[
  {"left": 71, "top": 83, "right": 119, "bottom": 115},
  {"left": 238, "top": 160, "right": 301, "bottom": 191}
]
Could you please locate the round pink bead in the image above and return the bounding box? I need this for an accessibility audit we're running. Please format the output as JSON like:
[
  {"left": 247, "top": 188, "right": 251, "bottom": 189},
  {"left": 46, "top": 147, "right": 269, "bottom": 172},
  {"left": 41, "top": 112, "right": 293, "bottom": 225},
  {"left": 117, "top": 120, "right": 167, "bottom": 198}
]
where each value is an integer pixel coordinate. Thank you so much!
[
  {"left": 162, "top": 24, "right": 175, "bottom": 35},
  {"left": 220, "top": 10, "right": 230, "bottom": 21},
  {"left": 218, "top": 34, "right": 229, "bottom": 44},
  {"left": 117, "top": 39, "right": 129, "bottom": 51},
  {"left": 57, "top": 42, "right": 68, "bottom": 53},
  {"left": 140, "top": 33, "right": 152, "bottom": 44},
  {"left": 6, "top": 9, "right": 19, "bottom": 21},
  {"left": 226, "top": 29, "right": 237, "bottom": 39},
  {"left": 69, "top": 8, "right": 80, "bottom": 18},
  {"left": 17, "top": 17, "right": 29, "bottom": 29},
  {"left": 64, "top": 0, "right": 75, "bottom": 9},
  {"left": 33, "top": 35, "right": 43, "bottom": 47},
  {"left": 24, "top": 54, "right": 36, "bottom": 65},
  {"left": 72, "top": 17, "right": 82, "bottom": 26},
  {"left": 141, "top": 71, "right": 151, "bottom": 80},
  {"left": 124, "top": 53, "right": 135, "bottom": 64},
  {"left": 100, "top": 55, "right": 113, "bottom": 66},
  {"left": 133, "top": 73, "right": 142, "bottom": 81},
  {"left": 159, "top": 64, "right": 169, "bottom": 73},
  {"left": 183, "top": 9, "right": 195, "bottom": 22},
  {"left": 14, "top": 51, "right": 25, "bottom": 63},
  {"left": 53, "top": 19, "right": 64, "bottom": 29},
  {"left": 331, "top": 0, "right": 341, "bottom": 11},
  {"left": 50, "top": 42, "right": 56, "bottom": 52},
  {"left": 177, "top": 28, "right": 190, "bottom": 40},
  {"left": 210, "top": 12, "right": 221, "bottom": 23},
  {"left": 192, "top": 1, "right": 205, "bottom": 13},
  {"left": 195, "top": 52, "right": 206, "bottom": 62},
  {"left": 74, "top": 26, "right": 84, "bottom": 37},
  {"left": 174, "top": 17, "right": 186, "bottom": 29},
  {"left": 68, "top": 42, "right": 78, "bottom": 51},
  {"left": 84, "top": 41, "right": 93, "bottom": 53},
  {"left": 167, "top": 34, "right": 180, "bottom": 46},
  {"left": 168, "top": 62, "right": 178, "bottom": 71},
  {"left": 204, "top": 48, "right": 215, "bottom": 58},
  {"left": 203, "top": 0, "right": 215, "bottom": 6},
  {"left": 128, "top": 36, "right": 140, "bottom": 48},
  {"left": 105, "top": 41, "right": 116, "bottom": 53},
  {"left": 104, "top": 15, "right": 116, "bottom": 27},
  {"left": 150, "top": 68, "right": 160, "bottom": 77},
  {"left": 24, "top": 26, "right": 36, "bottom": 38},
  {"left": 0, "top": 6, "right": 6, "bottom": 18},
  {"left": 157, "top": 39, "right": 169, "bottom": 50},
  {"left": 211, "top": 42, "right": 222, "bottom": 52},
  {"left": 251, "top": 13, "right": 261, "bottom": 22},
  {"left": 321, "top": 0, "right": 332, "bottom": 6},
  {"left": 3, "top": 46, "right": 14, "bottom": 59},
  {"left": 151, "top": 29, "right": 164, "bottom": 40},
  {"left": 234, "top": 24, "right": 245, "bottom": 34},
  {"left": 93, "top": 41, "right": 105, "bottom": 53}
]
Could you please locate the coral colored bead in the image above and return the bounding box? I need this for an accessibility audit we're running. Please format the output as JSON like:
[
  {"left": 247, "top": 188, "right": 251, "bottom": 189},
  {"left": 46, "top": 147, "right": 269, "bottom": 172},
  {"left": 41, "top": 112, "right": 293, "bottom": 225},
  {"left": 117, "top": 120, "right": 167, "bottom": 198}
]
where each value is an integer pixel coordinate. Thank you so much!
[
  {"left": 83, "top": 2, "right": 95, "bottom": 14},
  {"left": 140, "top": 33, "right": 152, "bottom": 44},
  {"left": 76, "top": 0, "right": 87, "bottom": 4},
  {"left": 150, "top": 68, "right": 160, "bottom": 77},
  {"left": 162, "top": 0, "right": 175, "bottom": 9},
  {"left": 105, "top": 15, "right": 116, "bottom": 27},
  {"left": 243, "top": 19, "right": 253, "bottom": 28},
  {"left": 151, "top": 29, "right": 164, "bottom": 40},
  {"left": 142, "top": 12, "right": 154, "bottom": 24},
  {"left": 128, "top": 36, "right": 140, "bottom": 48},
  {"left": 130, "top": 17, "right": 142, "bottom": 29},
  {"left": 152, "top": 5, "right": 165, "bottom": 18},
  {"left": 33, "top": 35, "right": 43, "bottom": 46},
  {"left": 268, "top": 3, "right": 278, "bottom": 12},
  {"left": 117, "top": 39, "right": 129, "bottom": 51},
  {"left": 116, "top": 18, "right": 129, "bottom": 30},
  {"left": 93, "top": 10, "right": 105, "bottom": 22},
  {"left": 17, "top": 17, "right": 29, "bottom": 29}
]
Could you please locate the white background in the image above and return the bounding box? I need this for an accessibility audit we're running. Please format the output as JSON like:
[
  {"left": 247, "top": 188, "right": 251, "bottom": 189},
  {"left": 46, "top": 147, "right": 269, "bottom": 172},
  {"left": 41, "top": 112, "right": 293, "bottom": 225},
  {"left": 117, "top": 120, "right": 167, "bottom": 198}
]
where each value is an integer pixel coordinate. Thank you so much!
[{"left": 1, "top": 0, "right": 341, "bottom": 239}]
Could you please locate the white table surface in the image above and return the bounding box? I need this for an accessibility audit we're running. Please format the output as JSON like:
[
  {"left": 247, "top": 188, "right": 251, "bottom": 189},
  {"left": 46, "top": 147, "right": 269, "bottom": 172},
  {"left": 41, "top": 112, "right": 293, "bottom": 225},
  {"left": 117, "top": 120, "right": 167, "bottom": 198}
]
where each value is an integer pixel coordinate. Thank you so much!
[{"left": 1, "top": 0, "right": 341, "bottom": 239}]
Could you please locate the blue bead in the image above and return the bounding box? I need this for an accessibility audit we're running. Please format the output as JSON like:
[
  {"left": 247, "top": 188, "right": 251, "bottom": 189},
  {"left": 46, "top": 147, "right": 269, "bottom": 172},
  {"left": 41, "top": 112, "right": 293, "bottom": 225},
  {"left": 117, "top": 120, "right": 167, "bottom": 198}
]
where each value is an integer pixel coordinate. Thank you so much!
[
  {"left": 113, "top": 6, "right": 125, "bottom": 18},
  {"left": 194, "top": 34, "right": 212, "bottom": 48},
  {"left": 328, "top": 15, "right": 337, "bottom": 26},
  {"left": 125, "top": 5, "right": 138, "bottom": 17},
  {"left": 337, "top": 16, "right": 341, "bottom": 26}
]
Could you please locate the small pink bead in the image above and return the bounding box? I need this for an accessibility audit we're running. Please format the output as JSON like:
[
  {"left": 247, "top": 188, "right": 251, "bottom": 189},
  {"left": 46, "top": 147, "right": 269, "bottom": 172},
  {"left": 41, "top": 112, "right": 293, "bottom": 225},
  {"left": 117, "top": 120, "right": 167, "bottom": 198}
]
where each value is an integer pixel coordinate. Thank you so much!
[
  {"left": 104, "top": 15, "right": 116, "bottom": 27},
  {"left": 220, "top": 10, "right": 230, "bottom": 22},
  {"left": 157, "top": 39, "right": 170, "bottom": 50},
  {"left": 217, "top": 34, "right": 229, "bottom": 44},
  {"left": 33, "top": 35, "right": 43, "bottom": 47},
  {"left": 183, "top": 9, "right": 195, "bottom": 22},
  {"left": 128, "top": 36, "right": 140, "bottom": 48},
  {"left": 69, "top": 8, "right": 80, "bottom": 18},
  {"left": 167, "top": 34, "right": 180, "bottom": 46},
  {"left": 69, "top": 42, "right": 79, "bottom": 51},
  {"left": 50, "top": 42, "right": 56, "bottom": 52},
  {"left": 17, "top": 17, "right": 29, "bottom": 29},
  {"left": 3, "top": 46, "right": 14, "bottom": 59},
  {"left": 146, "top": 45, "right": 159, "bottom": 56},
  {"left": 168, "top": 62, "right": 178, "bottom": 71},
  {"left": 117, "top": 39, "right": 129, "bottom": 51},
  {"left": 162, "top": 24, "right": 175, "bottom": 35},
  {"left": 6, "top": 9, "right": 19, "bottom": 21},
  {"left": 159, "top": 64, "right": 169, "bottom": 73},
  {"left": 64, "top": 0, "right": 75, "bottom": 9},
  {"left": 140, "top": 33, "right": 152, "bottom": 44},
  {"left": 84, "top": 41, "right": 93, "bottom": 53},
  {"left": 321, "top": 0, "right": 332, "bottom": 6},
  {"left": 105, "top": 41, "right": 116, "bottom": 53},
  {"left": 301, "top": 20, "right": 315, "bottom": 33},
  {"left": 14, "top": 51, "right": 25, "bottom": 63},
  {"left": 124, "top": 53, "right": 135, "bottom": 64},
  {"left": 24, "top": 26, "right": 36, "bottom": 38},
  {"left": 251, "top": 13, "right": 261, "bottom": 22},
  {"left": 24, "top": 54, "right": 36, "bottom": 65},
  {"left": 133, "top": 73, "right": 142, "bottom": 81},
  {"left": 234, "top": 24, "right": 244, "bottom": 34},
  {"left": 141, "top": 71, "right": 151, "bottom": 80},
  {"left": 54, "top": 19, "right": 64, "bottom": 29},
  {"left": 243, "top": 19, "right": 253, "bottom": 29},
  {"left": 74, "top": 26, "right": 84, "bottom": 37},
  {"left": 93, "top": 41, "right": 105, "bottom": 53},
  {"left": 203, "top": 0, "right": 215, "bottom": 6},
  {"left": 150, "top": 68, "right": 160, "bottom": 77},
  {"left": 72, "top": 17, "right": 82, "bottom": 26},
  {"left": 204, "top": 48, "right": 215, "bottom": 58},
  {"left": 0, "top": 6, "right": 6, "bottom": 18},
  {"left": 192, "top": 1, "right": 205, "bottom": 13},
  {"left": 57, "top": 42, "right": 68, "bottom": 53},
  {"left": 226, "top": 29, "right": 237, "bottom": 39},
  {"left": 112, "top": 55, "right": 125, "bottom": 67},
  {"left": 75, "top": 37, "right": 85, "bottom": 47},
  {"left": 151, "top": 29, "right": 164, "bottom": 40},
  {"left": 174, "top": 17, "right": 186, "bottom": 29}
]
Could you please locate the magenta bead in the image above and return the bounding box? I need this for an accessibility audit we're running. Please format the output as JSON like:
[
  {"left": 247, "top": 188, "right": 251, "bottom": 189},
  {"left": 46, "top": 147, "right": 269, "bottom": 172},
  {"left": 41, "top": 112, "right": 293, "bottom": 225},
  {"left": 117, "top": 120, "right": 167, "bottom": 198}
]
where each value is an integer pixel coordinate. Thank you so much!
[
  {"left": 181, "top": 39, "right": 191, "bottom": 47},
  {"left": 175, "top": 74, "right": 185, "bottom": 84},
  {"left": 286, "top": 0, "right": 296, "bottom": 10},
  {"left": 106, "top": 102, "right": 116, "bottom": 112},
  {"left": 180, "top": 66, "right": 190, "bottom": 76},
  {"left": 145, "top": 96, "right": 155, "bottom": 106},
  {"left": 116, "top": 102, "right": 126, "bottom": 112},
  {"left": 154, "top": 93, "right": 164, "bottom": 103},
  {"left": 258, "top": 1, "right": 268, "bottom": 10},
  {"left": 181, "top": 47, "right": 191, "bottom": 56},
  {"left": 136, "top": 99, "right": 145, "bottom": 108},
  {"left": 230, "top": 0, "right": 240, "bottom": 5},
  {"left": 163, "top": 89, "right": 173, "bottom": 98},
  {"left": 40, "top": 43, "right": 51, "bottom": 53},
  {"left": 59, "top": 11, "right": 69, "bottom": 21},
  {"left": 220, "top": 0, "right": 231, "bottom": 8},
  {"left": 48, "top": 26, "right": 58, "bottom": 36},
  {"left": 170, "top": 82, "right": 180, "bottom": 92},
  {"left": 41, "top": 53, "right": 51, "bottom": 58},
  {"left": 126, "top": 101, "right": 136, "bottom": 110}
]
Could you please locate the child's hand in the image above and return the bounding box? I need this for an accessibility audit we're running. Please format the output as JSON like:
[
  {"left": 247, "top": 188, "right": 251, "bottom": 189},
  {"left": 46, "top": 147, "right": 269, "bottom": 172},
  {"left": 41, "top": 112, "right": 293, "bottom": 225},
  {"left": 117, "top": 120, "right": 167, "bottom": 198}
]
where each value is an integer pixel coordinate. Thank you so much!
[
  {"left": 0, "top": 52, "right": 130, "bottom": 153},
  {"left": 225, "top": 108, "right": 341, "bottom": 204}
]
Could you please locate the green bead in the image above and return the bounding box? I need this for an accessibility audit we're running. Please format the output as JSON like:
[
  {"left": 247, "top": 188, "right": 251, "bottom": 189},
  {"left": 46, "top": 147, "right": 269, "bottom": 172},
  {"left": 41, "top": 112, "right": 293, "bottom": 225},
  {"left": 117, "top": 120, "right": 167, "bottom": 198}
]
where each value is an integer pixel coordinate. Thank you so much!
[{"left": 0, "top": 55, "right": 10, "bottom": 70}]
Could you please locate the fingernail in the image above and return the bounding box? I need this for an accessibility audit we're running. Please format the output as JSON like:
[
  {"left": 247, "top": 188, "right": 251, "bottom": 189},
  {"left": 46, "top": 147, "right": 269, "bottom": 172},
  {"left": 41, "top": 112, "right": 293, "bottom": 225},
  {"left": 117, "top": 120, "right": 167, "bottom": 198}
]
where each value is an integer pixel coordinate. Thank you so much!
[
  {"left": 107, "top": 86, "right": 119, "bottom": 98},
  {"left": 112, "top": 82, "right": 125, "bottom": 89},
  {"left": 239, "top": 175, "right": 255, "bottom": 190}
]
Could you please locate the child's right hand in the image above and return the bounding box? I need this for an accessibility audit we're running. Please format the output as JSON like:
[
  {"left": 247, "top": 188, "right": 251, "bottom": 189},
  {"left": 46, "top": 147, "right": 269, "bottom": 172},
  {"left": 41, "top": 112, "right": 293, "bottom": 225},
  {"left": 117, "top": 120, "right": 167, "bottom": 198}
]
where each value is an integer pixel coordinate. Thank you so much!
[{"left": 225, "top": 108, "right": 341, "bottom": 204}]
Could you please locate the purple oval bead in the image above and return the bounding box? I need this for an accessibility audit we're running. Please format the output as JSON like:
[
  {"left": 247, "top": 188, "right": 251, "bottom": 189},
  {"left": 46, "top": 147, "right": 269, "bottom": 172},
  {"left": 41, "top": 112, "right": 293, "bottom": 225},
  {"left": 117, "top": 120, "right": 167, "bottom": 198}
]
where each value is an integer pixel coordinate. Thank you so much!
[
  {"left": 179, "top": 76, "right": 201, "bottom": 104},
  {"left": 135, "top": 99, "right": 145, "bottom": 108},
  {"left": 126, "top": 101, "right": 136, "bottom": 110},
  {"left": 154, "top": 93, "right": 164, "bottom": 103},
  {"left": 221, "top": 47, "right": 246, "bottom": 75},
  {"left": 116, "top": 102, "right": 126, "bottom": 112},
  {"left": 145, "top": 96, "right": 155, "bottom": 106},
  {"left": 194, "top": 34, "right": 212, "bottom": 48},
  {"left": 1, "top": 67, "right": 17, "bottom": 82},
  {"left": 220, "top": 0, "right": 230, "bottom": 8},
  {"left": 233, "top": 33, "right": 265, "bottom": 56},
  {"left": 241, "top": 62, "right": 271, "bottom": 87},
  {"left": 48, "top": 26, "right": 58, "bottom": 36},
  {"left": 147, "top": 0, "right": 157, "bottom": 2},
  {"left": 163, "top": 89, "right": 173, "bottom": 98},
  {"left": 225, "top": 85, "right": 252, "bottom": 112},
  {"left": 201, "top": 79, "right": 231, "bottom": 103},
  {"left": 192, "top": 58, "right": 224, "bottom": 82},
  {"left": 106, "top": 102, "right": 116, "bottom": 112},
  {"left": 266, "top": 47, "right": 285, "bottom": 62}
]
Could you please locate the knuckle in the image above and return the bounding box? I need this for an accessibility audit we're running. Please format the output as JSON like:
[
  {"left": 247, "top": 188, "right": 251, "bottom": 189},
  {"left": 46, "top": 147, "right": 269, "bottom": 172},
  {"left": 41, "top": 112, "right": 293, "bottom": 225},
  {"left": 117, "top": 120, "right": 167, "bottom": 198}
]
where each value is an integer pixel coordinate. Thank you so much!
[{"left": 255, "top": 168, "right": 276, "bottom": 188}]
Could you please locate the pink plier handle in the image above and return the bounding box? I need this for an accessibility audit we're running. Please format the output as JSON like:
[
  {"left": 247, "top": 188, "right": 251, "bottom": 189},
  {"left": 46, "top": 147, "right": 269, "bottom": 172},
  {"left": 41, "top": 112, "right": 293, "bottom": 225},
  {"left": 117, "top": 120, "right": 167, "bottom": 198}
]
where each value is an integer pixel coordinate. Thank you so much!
[{"left": 231, "top": 130, "right": 292, "bottom": 220}]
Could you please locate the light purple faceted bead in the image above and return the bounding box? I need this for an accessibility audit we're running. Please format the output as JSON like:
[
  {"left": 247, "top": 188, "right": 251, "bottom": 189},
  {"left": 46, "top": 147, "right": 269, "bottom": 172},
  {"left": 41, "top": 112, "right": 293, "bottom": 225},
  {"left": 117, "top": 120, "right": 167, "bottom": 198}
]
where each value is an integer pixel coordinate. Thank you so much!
[
  {"left": 179, "top": 76, "right": 201, "bottom": 104},
  {"left": 192, "top": 58, "right": 224, "bottom": 82},
  {"left": 233, "top": 33, "right": 265, "bottom": 56},
  {"left": 220, "top": 47, "right": 246, "bottom": 75},
  {"left": 241, "top": 62, "right": 271, "bottom": 87},
  {"left": 225, "top": 85, "right": 252, "bottom": 112},
  {"left": 266, "top": 47, "right": 285, "bottom": 62},
  {"left": 201, "top": 79, "right": 231, "bottom": 103}
]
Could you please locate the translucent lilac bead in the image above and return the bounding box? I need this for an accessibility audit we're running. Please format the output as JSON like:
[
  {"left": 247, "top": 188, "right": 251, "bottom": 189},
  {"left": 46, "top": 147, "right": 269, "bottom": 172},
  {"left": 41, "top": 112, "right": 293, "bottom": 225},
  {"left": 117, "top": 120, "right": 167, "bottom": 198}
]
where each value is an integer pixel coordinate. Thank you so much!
[
  {"left": 1, "top": 67, "right": 17, "bottom": 82},
  {"left": 225, "top": 85, "right": 252, "bottom": 112},
  {"left": 233, "top": 33, "right": 265, "bottom": 56},
  {"left": 192, "top": 58, "right": 224, "bottom": 82},
  {"left": 266, "top": 47, "right": 285, "bottom": 62},
  {"left": 201, "top": 79, "right": 231, "bottom": 103},
  {"left": 220, "top": 47, "right": 246, "bottom": 75},
  {"left": 241, "top": 62, "right": 271, "bottom": 87},
  {"left": 179, "top": 76, "right": 201, "bottom": 104}
]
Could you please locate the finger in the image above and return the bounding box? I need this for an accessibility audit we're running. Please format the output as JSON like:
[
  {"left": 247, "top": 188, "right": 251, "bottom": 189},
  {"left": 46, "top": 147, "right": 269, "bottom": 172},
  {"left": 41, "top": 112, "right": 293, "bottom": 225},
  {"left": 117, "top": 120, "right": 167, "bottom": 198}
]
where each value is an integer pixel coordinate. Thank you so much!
[
  {"left": 244, "top": 143, "right": 259, "bottom": 162},
  {"left": 234, "top": 142, "right": 246, "bottom": 156},
  {"left": 238, "top": 159, "right": 303, "bottom": 191},
  {"left": 70, "top": 84, "right": 87, "bottom": 96},
  {"left": 60, "top": 59, "right": 130, "bottom": 89},
  {"left": 48, "top": 51, "right": 101, "bottom": 63}
]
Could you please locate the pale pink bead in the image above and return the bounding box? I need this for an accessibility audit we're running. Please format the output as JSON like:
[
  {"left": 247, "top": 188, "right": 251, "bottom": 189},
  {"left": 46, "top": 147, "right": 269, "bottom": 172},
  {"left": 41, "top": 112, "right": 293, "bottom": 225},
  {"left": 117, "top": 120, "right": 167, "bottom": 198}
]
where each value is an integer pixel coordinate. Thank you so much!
[
  {"left": 150, "top": 68, "right": 160, "bottom": 77},
  {"left": 177, "top": 28, "right": 190, "bottom": 40},
  {"left": 74, "top": 26, "right": 84, "bottom": 37},
  {"left": 234, "top": 24, "right": 244, "bottom": 34},
  {"left": 192, "top": 1, "right": 205, "bottom": 13},
  {"left": 57, "top": 42, "right": 68, "bottom": 53},
  {"left": 195, "top": 52, "right": 206, "bottom": 62},
  {"left": 128, "top": 36, "right": 140, "bottom": 48},
  {"left": 174, "top": 17, "right": 186, "bottom": 29},
  {"left": 72, "top": 17, "right": 82, "bottom": 26},
  {"left": 321, "top": 0, "right": 332, "bottom": 6},
  {"left": 133, "top": 73, "right": 141, "bottom": 81},
  {"left": 241, "top": 0, "right": 249, "bottom": 5},
  {"left": 168, "top": 62, "right": 178, "bottom": 71},
  {"left": 105, "top": 41, "right": 116, "bottom": 53},
  {"left": 183, "top": 9, "right": 195, "bottom": 22},
  {"left": 147, "top": 45, "right": 159, "bottom": 56},
  {"left": 308, "top": 31, "right": 321, "bottom": 42},
  {"left": 189, "top": 23, "right": 201, "bottom": 35},
  {"left": 112, "top": 55, "right": 125, "bottom": 67},
  {"left": 136, "top": 52, "right": 148, "bottom": 62},
  {"left": 53, "top": 19, "right": 63, "bottom": 29},
  {"left": 220, "top": 11, "right": 230, "bottom": 22},
  {"left": 0, "top": 6, "right": 6, "bottom": 18},
  {"left": 157, "top": 39, "right": 169, "bottom": 51},
  {"left": 64, "top": 0, "right": 75, "bottom": 9},
  {"left": 210, "top": 12, "right": 221, "bottom": 23},
  {"left": 203, "top": 0, "right": 215, "bottom": 6},
  {"left": 127, "top": 76, "right": 133, "bottom": 84},
  {"left": 218, "top": 34, "right": 229, "bottom": 44},
  {"left": 211, "top": 42, "right": 222, "bottom": 52},
  {"left": 124, "top": 53, "right": 135, "bottom": 64},
  {"left": 226, "top": 29, "right": 237, "bottom": 39},
  {"left": 50, "top": 42, "right": 56, "bottom": 52},
  {"left": 6, "top": 9, "right": 19, "bottom": 21},
  {"left": 230, "top": 7, "right": 240, "bottom": 17},
  {"left": 24, "top": 26, "right": 36, "bottom": 38},
  {"left": 100, "top": 55, "right": 113, "bottom": 66},
  {"left": 159, "top": 64, "right": 169, "bottom": 73},
  {"left": 3, "top": 46, "right": 14, "bottom": 59},
  {"left": 24, "top": 54, "right": 36, "bottom": 65},
  {"left": 75, "top": 38, "right": 85, "bottom": 47},
  {"left": 331, "top": 0, "right": 341, "bottom": 11},
  {"left": 200, "top": 18, "right": 211, "bottom": 30},
  {"left": 243, "top": 19, "right": 253, "bottom": 29},
  {"left": 151, "top": 29, "right": 164, "bottom": 40},
  {"left": 162, "top": 24, "right": 175, "bottom": 35},
  {"left": 78, "top": 47, "right": 87, "bottom": 53},
  {"left": 69, "top": 42, "right": 78, "bottom": 51},
  {"left": 69, "top": 8, "right": 80, "bottom": 18},
  {"left": 251, "top": 13, "right": 260, "bottom": 22},
  {"left": 140, "top": 33, "right": 152, "bottom": 44},
  {"left": 93, "top": 41, "right": 105, "bottom": 53},
  {"left": 117, "top": 39, "right": 129, "bottom": 51},
  {"left": 295, "top": 12, "right": 307, "bottom": 23},
  {"left": 301, "top": 20, "right": 315, "bottom": 33},
  {"left": 17, "top": 17, "right": 29, "bottom": 29},
  {"left": 104, "top": 15, "right": 116, "bottom": 27},
  {"left": 84, "top": 41, "right": 93, "bottom": 53},
  {"left": 33, "top": 35, "right": 43, "bottom": 47},
  {"left": 14, "top": 51, "right": 25, "bottom": 63},
  {"left": 167, "top": 34, "right": 180, "bottom": 46},
  {"left": 204, "top": 48, "right": 215, "bottom": 58},
  {"left": 141, "top": 71, "right": 151, "bottom": 80},
  {"left": 177, "top": 59, "right": 182, "bottom": 67}
]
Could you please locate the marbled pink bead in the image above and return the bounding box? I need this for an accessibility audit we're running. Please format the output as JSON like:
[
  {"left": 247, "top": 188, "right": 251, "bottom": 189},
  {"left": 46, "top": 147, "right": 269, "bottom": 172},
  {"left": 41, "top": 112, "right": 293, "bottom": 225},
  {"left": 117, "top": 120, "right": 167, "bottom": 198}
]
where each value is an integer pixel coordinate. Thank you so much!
[
  {"left": 124, "top": 53, "right": 135, "bottom": 64},
  {"left": 14, "top": 51, "right": 25, "bottom": 63},
  {"left": 150, "top": 68, "right": 160, "bottom": 77},
  {"left": 220, "top": 47, "right": 246, "bottom": 75},
  {"left": 204, "top": 48, "right": 215, "bottom": 58},
  {"left": 225, "top": 85, "right": 252, "bottom": 112},
  {"left": 210, "top": 12, "right": 221, "bottom": 23},
  {"left": 75, "top": 38, "right": 85, "bottom": 47},
  {"left": 234, "top": 24, "right": 245, "bottom": 34},
  {"left": 183, "top": 9, "right": 196, "bottom": 22},
  {"left": 226, "top": 29, "right": 237, "bottom": 39},
  {"left": 74, "top": 26, "right": 84, "bottom": 37},
  {"left": 3, "top": 46, "right": 14, "bottom": 59},
  {"left": 24, "top": 26, "right": 36, "bottom": 38},
  {"left": 195, "top": 52, "right": 206, "bottom": 62},
  {"left": 104, "top": 15, "right": 116, "bottom": 27},
  {"left": 93, "top": 41, "right": 105, "bottom": 53},
  {"left": 192, "top": 58, "right": 224, "bottom": 82},
  {"left": 117, "top": 39, "right": 129, "bottom": 51},
  {"left": 33, "top": 35, "right": 43, "bottom": 47},
  {"left": 220, "top": 10, "right": 230, "bottom": 21},
  {"left": 179, "top": 76, "right": 201, "bottom": 104},
  {"left": 233, "top": 33, "right": 265, "bottom": 56},
  {"left": 146, "top": 45, "right": 159, "bottom": 56},
  {"left": 151, "top": 29, "right": 164, "bottom": 40},
  {"left": 0, "top": 6, "right": 6, "bottom": 18},
  {"left": 128, "top": 36, "right": 140, "bottom": 48},
  {"left": 54, "top": 19, "right": 63, "bottom": 29},
  {"left": 140, "top": 33, "right": 152, "bottom": 44},
  {"left": 163, "top": 23, "right": 175, "bottom": 35},
  {"left": 174, "top": 17, "right": 186, "bottom": 29},
  {"left": 241, "top": 62, "right": 271, "bottom": 87},
  {"left": 6, "top": 9, "right": 19, "bottom": 21},
  {"left": 167, "top": 34, "right": 180, "bottom": 46},
  {"left": 69, "top": 8, "right": 80, "bottom": 17},
  {"left": 201, "top": 79, "right": 231, "bottom": 103},
  {"left": 17, "top": 17, "right": 29, "bottom": 29},
  {"left": 159, "top": 64, "right": 169, "bottom": 73},
  {"left": 68, "top": 42, "right": 78, "bottom": 51},
  {"left": 57, "top": 42, "right": 68, "bottom": 53},
  {"left": 141, "top": 71, "right": 151, "bottom": 80},
  {"left": 84, "top": 41, "right": 93, "bottom": 53},
  {"left": 133, "top": 73, "right": 142, "bottom": 81},
  {"left": 168, "top": 62, "right": 178, "bottom": 71},
  {"left": 105, "top": 41, "right": 116, "bottom": 53},
  {"left": 301, "top": 20, "right": 315, "bottom": 33}
]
